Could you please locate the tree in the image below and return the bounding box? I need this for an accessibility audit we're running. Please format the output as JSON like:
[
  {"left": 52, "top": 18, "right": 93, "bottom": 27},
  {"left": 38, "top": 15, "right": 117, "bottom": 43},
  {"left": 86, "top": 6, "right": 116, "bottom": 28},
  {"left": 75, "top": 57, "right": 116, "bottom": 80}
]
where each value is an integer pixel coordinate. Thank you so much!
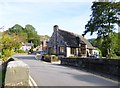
[
  {"left": 6, "top": 24, "right": 28, "bottom": 42},
  {"left": 0, "top": 34, "right": 15, "bottom": 60},
  {"left": 6, "top": 24, "right": 41, "bottom": 47},
  {"left": 12, "top": 35, "right": 23, "bottom": 50},
  {"left": 7, "top": 24, "right": 24, "bottom": 35},
  {"left": 115, "top": 32, "right": 120, "bottom": 56},
  {"left": 101, "top": 32, "right": 118, "bottom": 57},
  {"left": 1, "top": 34, "right": 14, "bottom": 50},
  {"left": 90, "top": 32, "right": 119, "bottom": 57},
  {"left": 25, "top": 24, "right": 40, "bottom": 47},
  {"left": 84, "top": 2, "right": 120, "bottom": 58}
]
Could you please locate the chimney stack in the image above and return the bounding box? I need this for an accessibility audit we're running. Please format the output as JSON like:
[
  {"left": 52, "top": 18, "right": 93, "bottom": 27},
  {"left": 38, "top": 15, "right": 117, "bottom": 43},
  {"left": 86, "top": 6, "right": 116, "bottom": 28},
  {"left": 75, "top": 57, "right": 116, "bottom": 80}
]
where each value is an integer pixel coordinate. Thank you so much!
[{"left": 53, "top": 25, "right": 59, "bottom": 32}]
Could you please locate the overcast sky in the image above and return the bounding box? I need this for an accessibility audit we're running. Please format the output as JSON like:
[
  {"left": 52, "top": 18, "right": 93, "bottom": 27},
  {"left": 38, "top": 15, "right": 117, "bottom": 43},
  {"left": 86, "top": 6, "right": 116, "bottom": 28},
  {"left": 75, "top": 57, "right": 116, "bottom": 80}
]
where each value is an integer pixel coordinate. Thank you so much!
[{"left": 0, "top": 0, "right": 119, "bottom": 39}]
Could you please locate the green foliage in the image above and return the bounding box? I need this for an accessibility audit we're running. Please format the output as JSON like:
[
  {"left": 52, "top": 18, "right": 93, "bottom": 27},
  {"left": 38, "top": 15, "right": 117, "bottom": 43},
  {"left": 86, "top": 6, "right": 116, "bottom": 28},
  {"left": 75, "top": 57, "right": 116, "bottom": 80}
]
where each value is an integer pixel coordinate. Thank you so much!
[
  {"left": 0, "top": 53, "right": 2, "bottom": 59},
  {"left": 24, "top": 24, "right": 40, "bottom": 46},
  {"left": 15, "top": 49, "right": 25, "bottom": 53},
  {"left": 1, "top": 34, "right": 22, "bottom": 50},
  {"left": 96, "top": 48, "right": 102, "bottom": 57},
  {"left": 114, "top": 32, "right": 120, "bottom": 56},
  {"left": 2, "top": 49, "right": 14, "bottom": 57},
  {"left": 90, "top": 32, "right": 120, "bottom": 58},
  {"left": 2, "top": 49, "right": 14, "bottom": 61},
  {"left": 29, "top": 46, "right": 34, "bottom": 54},
  {"left": 6, "top": 24, "right": 41, "bottom": 48},
  {"left": 43, "top": 54, "right": 51, "bottom": 62},
  {"left": 1, "top": 23, "right": 42, "bottom": 60},
  {"left": 0, "top": 34, "right": 23, "bottom": 60},
  {"left": 84, "top": 2, "right": 120, "bottom": 36},
  {"left": 43, "top": 54, "right": 59, "bottom": 62},
  {"left": 68, "top": 56, "right": 81, "bottom": 58},
  {"left": 84, "top": 2, "right": 120, "bottom": 58},
  {"left": 51, "top": 55, "right": 59, "bottom": 62},
  {"left": 1, "top": 35, "right": 15, "bottom": 49},
  {"left": 7, "top": 24, "right": 24, "bottom": 35},
  {"left": 6, "top": 24, "right": 28, "bottom": 44}
]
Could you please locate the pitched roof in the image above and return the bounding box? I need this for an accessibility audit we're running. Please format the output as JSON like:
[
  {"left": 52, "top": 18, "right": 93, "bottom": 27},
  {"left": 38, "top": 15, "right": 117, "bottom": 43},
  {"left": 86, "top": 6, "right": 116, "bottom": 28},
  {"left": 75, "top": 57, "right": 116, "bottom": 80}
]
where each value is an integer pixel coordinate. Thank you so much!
[
  {"left": 79, "top": 35, "right": 94, "bottom": 49},
  {"left": 58, "top": 29, "right": 94, "bottom": 49}
]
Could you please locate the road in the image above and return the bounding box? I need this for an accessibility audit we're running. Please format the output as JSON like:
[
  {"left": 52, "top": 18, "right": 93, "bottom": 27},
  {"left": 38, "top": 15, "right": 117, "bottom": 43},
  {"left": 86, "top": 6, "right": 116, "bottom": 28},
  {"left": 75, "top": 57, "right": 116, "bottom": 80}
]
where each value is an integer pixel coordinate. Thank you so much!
[{"left": 14, "top": 55, "right": 119, "bottom": 86}]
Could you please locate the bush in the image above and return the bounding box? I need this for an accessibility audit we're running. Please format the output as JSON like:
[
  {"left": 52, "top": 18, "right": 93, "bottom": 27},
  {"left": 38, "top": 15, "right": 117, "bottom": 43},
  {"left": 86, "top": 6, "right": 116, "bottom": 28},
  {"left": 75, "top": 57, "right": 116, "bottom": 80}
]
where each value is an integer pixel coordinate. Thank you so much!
[
  {"left": 96, "top": 48, "right": 102, "bottom": 57},
  {"left": 0, "top": 53, "right": 2, "bottom": 59},
  {"left": 42, "top": 54, "right": 59, "bottom": 62},
  {"left": 43, "top": 54, "right": 51, "bottom": 62},
  {"left": 15, "top": 49, "right": 25, "bottom": 53},
  {"left": 51, "top": 55, "right": 59, "bottom": 62},
  {"left": 69, "top": 56, "right": 81, "bottom": 58},
  {"left": 3, "top": 49, "right": 14, "bottom": 57},
  {"left": 2, "top": 49, "right": 14, "bottom": 61}
]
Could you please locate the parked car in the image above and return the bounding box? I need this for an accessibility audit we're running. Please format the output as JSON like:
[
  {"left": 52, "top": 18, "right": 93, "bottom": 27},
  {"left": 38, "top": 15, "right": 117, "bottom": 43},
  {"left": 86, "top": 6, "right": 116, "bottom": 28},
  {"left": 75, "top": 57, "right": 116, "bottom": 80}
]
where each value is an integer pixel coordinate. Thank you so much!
[
  {"left": 39, "top": 51, "right": 48, "bottom": 55},
  {"left": 35, "top": 51, "right": 48, "bottom": 60},
  {"left": 34, "top": 51, "right": 47, "bottom": 55},
  {"left": 89, "top": 54, "right": 100, "bottom": 58}
]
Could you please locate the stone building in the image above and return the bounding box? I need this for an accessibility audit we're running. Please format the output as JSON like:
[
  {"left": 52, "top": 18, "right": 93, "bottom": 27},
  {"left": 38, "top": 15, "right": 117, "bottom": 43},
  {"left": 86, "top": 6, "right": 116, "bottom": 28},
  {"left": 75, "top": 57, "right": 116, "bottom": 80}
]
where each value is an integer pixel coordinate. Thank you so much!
[
  {"left": 41, "top": 39, "right": 49, "bottom": 52},
  {"left": 47, "top": 25, "right": 96, "bottom": 57}
]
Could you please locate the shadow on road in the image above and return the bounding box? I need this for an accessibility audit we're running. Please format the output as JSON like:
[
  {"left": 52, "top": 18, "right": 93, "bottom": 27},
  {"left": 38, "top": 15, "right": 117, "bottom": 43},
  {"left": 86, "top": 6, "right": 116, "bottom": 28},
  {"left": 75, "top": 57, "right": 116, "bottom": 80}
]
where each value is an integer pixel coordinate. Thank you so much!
[
  {"left": 14, "top": 55, "right": 36, "bottom": 60},
  {"left": 72, "top": 74, "right": 119, "bottom": 86},
  {"left": 52, "top": 64, "right": 120, "bottom": 84}
]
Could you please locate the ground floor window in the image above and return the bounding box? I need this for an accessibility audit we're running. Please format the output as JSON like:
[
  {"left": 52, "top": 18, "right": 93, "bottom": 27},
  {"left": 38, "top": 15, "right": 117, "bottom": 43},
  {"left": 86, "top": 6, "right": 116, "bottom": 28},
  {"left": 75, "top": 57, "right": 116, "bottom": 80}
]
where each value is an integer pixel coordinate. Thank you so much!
[
  {"left": 81, "top": 44, "right": 86, "bottom": 54},
  {"left": 70, "top": 48, "right": 76, "bottom": 54},
  {"left": 89, "top": 49, "right": 92, "bottom": 54},
  {"left": 60, "top": 47, "right": 64, "bottom": 53},
  {"left": 48, "top": 47, "right": 52, "bottom": 54}
]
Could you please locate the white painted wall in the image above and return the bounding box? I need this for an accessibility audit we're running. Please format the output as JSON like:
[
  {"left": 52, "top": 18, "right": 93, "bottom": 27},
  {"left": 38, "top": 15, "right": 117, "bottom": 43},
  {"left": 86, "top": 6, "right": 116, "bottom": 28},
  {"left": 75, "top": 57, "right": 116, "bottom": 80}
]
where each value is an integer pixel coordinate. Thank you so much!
[
  {"left": 66, "top": 47, "right": 74, "bottom": 57},
  {"left": 20, "top": 45, "right": 31, "bottom": 52},
  {"left": 66, "top": 47, "right": 70, "bottom": 57}
]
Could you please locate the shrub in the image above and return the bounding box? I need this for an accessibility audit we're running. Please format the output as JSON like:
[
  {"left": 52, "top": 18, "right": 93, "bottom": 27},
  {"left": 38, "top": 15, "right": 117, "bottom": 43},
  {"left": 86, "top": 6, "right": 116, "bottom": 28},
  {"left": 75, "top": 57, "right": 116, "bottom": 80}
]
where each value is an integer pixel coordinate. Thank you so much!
[
  {"left": 51, "top": 55, "right": 59, "bottom": 62},
  {"left": 43, "top": 54, "right": 51, "bottom": 62},
  {"left": 2, "top": 49, "right": 14, "bottom": 61},
  {"left": 15, "top": 49, "right": 25, "bottom": 53},
  {"left": 42, "top": 54, "right": 59, "bottom": 62},
  {"left": 69, "top": 56, "right": 81, "bottom": 58},
  {"left": 0, "top": 53, "right": 2, "bottom": 59}
]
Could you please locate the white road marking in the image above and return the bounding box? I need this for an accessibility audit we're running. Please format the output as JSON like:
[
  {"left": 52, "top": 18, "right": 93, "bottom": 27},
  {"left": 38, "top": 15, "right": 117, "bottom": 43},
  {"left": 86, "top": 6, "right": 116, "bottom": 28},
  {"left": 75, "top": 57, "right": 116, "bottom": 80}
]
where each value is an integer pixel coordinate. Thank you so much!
[{"left": 29, "top": 76, "right": 38, "bottom": 88}]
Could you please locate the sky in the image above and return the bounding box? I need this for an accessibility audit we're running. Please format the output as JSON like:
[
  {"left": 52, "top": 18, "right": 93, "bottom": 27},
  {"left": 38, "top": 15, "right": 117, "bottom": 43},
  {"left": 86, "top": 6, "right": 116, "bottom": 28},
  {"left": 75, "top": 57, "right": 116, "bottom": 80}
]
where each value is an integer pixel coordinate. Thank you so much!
[{"left": 0, "top": 0, "right": 119, "bottom": 39}]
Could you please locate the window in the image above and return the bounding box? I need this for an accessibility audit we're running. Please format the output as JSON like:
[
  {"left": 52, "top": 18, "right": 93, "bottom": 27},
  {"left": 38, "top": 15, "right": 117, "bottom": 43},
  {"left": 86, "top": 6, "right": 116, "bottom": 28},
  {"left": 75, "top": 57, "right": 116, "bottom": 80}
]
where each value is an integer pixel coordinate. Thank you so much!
[
  {"left": 60, "top": 47, "right": 64, "bottom": 53},
  {"left": 89, "top": 49, "right": 92, "bottom": 54},
  {"left": 81, "top": 44, "right": 86, "bottom": 54},
  {"left": 49, "top": 47, "right": 53, "bottom": 54},
  {"left": 71, "top": 48, "right": 76, "bottom": 54}
]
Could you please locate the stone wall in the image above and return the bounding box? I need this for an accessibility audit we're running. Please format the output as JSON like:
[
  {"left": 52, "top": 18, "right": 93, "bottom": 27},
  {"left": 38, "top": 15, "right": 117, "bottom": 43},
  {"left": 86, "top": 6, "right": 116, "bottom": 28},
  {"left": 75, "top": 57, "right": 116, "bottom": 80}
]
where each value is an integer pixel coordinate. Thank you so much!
[
  {"left": 61, "top": 57, "right": 120, "bottom": 80},
  {"left": 4, "top": 60, "right": 29, "bottom": 86}
]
